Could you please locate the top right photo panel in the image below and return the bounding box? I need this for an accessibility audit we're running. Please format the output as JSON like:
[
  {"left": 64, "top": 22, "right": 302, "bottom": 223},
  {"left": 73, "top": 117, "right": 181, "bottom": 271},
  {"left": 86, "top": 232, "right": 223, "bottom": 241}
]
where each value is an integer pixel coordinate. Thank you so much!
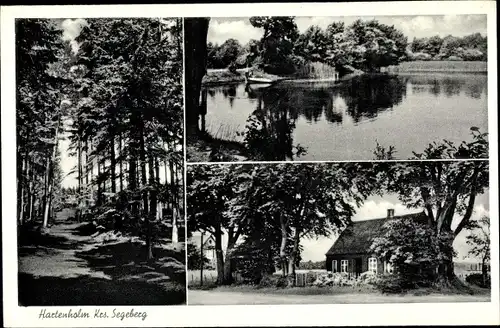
[{"left": 185, "top": 15, "right": 488, "bottom": 162}]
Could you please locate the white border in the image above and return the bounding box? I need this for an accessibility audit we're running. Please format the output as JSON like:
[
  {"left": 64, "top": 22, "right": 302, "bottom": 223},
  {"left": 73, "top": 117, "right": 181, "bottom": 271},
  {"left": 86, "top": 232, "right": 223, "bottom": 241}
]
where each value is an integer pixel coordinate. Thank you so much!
[{"left": 1, "top": 2, "right": 498, "bottom": 327}]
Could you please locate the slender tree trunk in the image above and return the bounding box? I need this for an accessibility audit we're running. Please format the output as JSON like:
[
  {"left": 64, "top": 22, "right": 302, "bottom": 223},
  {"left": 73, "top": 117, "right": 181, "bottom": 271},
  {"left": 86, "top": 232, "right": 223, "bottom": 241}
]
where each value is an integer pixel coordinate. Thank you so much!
[
  {"left": 18, "top": 156, "right": 27, "bottom": 225},
  {"left": 110, "top": 135, "right": 117, "bottom": 194},
  {"left": 42, "top": 120, "right": 59, "bottom": 229},
  {"left": 214, "top": 225, "right": 225, "bottom": 285},
  {"left": 169, "top": 155, "right": 178, "bottom": 244},
  {"left": 148, "top": 150, "right": 157, "bottom": 255},
  {"left": 139, "top": 118, "right": 152, "bottom": 260},
  {"left": 287, "top": 227, "right": 301, "bottom": 286},
  {"left": 155, "top": 157, "right": 161, "bottom": 220},
  {"left": 96, "top": 157, "right": 102, "bottom": 206},
  {"left": 119, "top": 134, "right": 123, "bottom": 192},
  {"left": 27, "top": 160, "right": 34, "bottom": 222},
  {"left": 279, "top": 213, "right": 288, "bottom": 277}
]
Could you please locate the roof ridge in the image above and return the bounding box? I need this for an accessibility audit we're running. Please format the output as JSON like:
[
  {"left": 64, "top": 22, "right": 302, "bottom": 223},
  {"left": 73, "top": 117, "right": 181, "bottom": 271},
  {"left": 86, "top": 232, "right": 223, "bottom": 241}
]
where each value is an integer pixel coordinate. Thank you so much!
[{"left": 352, "top": 210, "right": 425, "bottom": 223}]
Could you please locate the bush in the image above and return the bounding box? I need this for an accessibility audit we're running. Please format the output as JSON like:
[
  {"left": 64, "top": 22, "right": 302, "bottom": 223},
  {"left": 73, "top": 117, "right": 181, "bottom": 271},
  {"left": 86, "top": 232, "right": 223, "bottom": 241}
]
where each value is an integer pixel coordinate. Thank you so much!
[
  {"left": 465, "top": 273, "right": 490, "bottom": 288},
  {"left": 372, "top": 274, "right": 416, "bottom": 294},
  {"left": 410, "top": 52, "right": 432, "bottom": 61},
  {"left": 258, "top": 275, "right": 287, "bottom": 288}
]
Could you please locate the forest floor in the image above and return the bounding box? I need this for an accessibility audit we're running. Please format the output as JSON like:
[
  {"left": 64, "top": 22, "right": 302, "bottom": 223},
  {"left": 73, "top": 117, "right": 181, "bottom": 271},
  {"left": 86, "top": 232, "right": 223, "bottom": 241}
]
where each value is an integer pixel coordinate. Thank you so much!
[
  {"left": 18, "top": 208, "right": 186, "bottom": 306},
  {"left": 188, "top": 287, "right": 491, "bottom": 305}
]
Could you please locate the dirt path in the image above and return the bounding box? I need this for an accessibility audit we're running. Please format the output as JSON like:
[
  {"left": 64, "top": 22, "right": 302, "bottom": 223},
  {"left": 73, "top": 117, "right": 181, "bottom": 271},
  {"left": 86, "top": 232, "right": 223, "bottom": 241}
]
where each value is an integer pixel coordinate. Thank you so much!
[
  {"left": 188, "top": 290, "right": 490, "bottom": 305},
  {"left": 18, "top": 209, "right": 186, "bottom": 306}
]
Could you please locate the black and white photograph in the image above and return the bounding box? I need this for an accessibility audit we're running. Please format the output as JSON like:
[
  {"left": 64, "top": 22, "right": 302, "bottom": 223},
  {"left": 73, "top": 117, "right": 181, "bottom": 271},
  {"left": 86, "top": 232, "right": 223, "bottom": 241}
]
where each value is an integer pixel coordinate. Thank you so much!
[
  {"left": 186, "top": 160, "right": 490, "bottom": 305},
  {"left": 15, "top": 17, "right": 186, "bottom": 306},
  {"left": 1, "top": 2, "right": 498, "bottom": 328},
  {"left": 185, "top": 15, "right": 488, "bottom": 162}
]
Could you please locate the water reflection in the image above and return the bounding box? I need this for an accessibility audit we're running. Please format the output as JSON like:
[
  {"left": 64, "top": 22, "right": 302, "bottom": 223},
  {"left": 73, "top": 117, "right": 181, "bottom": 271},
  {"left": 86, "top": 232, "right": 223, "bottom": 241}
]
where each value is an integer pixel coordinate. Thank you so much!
[{"left": 199, "top": 73, "right": 487, "bottom": 161}]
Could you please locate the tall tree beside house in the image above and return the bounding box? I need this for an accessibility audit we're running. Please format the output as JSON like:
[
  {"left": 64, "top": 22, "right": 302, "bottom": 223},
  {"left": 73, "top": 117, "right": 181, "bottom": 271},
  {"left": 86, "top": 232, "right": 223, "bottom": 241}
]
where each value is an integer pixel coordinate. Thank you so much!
[
  {"left": 376, "top": 129, "right": 489, "bottom": 285},
  {"left": 187, "top": 164, "right": 250, "bottom": 285},
  {"left": 466, "top": 215, "right": 490, "bottom": 287}
]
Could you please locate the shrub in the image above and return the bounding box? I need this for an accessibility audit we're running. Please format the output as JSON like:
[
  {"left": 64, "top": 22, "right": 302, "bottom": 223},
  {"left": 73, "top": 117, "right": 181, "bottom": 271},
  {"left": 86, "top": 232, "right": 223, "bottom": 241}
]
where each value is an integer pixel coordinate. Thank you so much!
[
  {"left": 372, "top": 274, "right": 416, "bottom": 294},
  {"left": 258, "top": 275, "right": 287, "bottom": 288},
  {"left": 466, "top": 273, "right": 491, "bottom": 288}
]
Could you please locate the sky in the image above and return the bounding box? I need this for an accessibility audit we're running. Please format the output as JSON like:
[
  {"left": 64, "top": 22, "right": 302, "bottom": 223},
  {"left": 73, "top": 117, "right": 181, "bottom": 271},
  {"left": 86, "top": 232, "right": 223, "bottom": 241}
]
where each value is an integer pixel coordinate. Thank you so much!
[
  {"left": 192, "top": 191, "right": 490, "bottom": 263},
  {"left": 207, "top": 15, "right": 487, "bottom": 45}
]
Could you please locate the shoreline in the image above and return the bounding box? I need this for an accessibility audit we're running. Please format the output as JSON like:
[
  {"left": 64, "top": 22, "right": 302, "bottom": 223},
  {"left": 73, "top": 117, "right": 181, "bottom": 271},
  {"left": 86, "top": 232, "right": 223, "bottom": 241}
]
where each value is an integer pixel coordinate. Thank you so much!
[{"left": 203, "top": 61, "right": 487, "bottom": 85}]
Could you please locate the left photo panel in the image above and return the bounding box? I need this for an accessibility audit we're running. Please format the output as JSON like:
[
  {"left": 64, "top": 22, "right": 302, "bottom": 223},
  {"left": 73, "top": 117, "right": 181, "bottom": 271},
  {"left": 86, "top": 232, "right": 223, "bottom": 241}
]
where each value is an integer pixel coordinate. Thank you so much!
[{"left": 16, "top": 18, "right": 186, "bottom": 306}]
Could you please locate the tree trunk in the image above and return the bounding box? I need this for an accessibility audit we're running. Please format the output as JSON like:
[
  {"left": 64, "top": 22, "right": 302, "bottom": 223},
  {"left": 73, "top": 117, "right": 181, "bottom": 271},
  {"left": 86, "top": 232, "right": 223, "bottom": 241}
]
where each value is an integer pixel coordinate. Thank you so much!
[
  {"left": 118, "top": 134, "right": 124, "bottom": 192},
  {"left": 169, "top": 156, "right": 178, "bottom": 244},
  {"left": 481, "top": 256, "right": 488, "bottom": 287},
  {"left": 42, "top": 120, "right": 59, "bottom": 229},
  {"left": 287, "top": 227, "right": 301, "bottom": 287},
  {"left": 214, "top": 226, "right": 225, "bottom": 285},
  {"left": 18, "top": 156, "right": 27, "bottom": 225},
  {"left": 139, "top": 119, "right": 152, "bottom": 260},
  {"left": 279, "top": 214, "right": 288, "bottom": 277},
  {"left": 148, "top": 150, "right": 157, "bottom": 257},
  {"left": 184, "top": 18, "right": 210, "bottom": 136},
  {"left": 110, "top": 135, "right": 117, "bottom": 194}
]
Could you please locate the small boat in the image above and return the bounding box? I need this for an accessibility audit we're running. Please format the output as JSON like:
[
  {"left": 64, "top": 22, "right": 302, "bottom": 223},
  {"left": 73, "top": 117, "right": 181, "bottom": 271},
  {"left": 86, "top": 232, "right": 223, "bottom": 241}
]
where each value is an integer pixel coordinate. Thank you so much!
[
  {"left": 244, "top": 70, "right": 276, "bottom": 85},
  {"left": 246, "top": 77, "right": 275, "bottom": 84}
]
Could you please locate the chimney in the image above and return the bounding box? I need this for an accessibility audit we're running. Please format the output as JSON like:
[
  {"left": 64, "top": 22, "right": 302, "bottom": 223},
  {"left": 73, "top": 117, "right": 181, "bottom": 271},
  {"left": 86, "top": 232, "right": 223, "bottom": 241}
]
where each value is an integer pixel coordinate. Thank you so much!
[{"left": 387, "top": 208, "right": 395, "bottom": 218}]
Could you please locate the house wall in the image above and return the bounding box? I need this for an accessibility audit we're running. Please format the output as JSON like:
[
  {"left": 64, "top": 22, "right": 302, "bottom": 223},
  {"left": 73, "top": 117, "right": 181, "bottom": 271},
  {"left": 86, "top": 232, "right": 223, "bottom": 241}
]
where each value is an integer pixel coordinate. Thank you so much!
[{"left": 326, "top": 254, "right": 384, "bottom": 274}]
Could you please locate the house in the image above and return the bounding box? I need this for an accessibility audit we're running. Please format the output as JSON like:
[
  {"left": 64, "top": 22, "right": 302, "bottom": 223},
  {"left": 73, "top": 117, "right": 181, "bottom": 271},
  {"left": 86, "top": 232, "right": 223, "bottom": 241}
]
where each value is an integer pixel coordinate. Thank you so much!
[
  {"left": 191, "top": 233, "right": 217, "bottom": 268},
  {"left": 325, "top": 209, "right": 428, "bottom": 276}
]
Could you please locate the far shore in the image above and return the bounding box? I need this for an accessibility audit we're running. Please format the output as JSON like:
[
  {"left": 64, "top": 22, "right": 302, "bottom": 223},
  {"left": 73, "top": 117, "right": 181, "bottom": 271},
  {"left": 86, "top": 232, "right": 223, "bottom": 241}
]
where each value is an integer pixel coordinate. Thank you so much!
[{"left": 203, "top": 60, "right": 487, "bottom": 85}]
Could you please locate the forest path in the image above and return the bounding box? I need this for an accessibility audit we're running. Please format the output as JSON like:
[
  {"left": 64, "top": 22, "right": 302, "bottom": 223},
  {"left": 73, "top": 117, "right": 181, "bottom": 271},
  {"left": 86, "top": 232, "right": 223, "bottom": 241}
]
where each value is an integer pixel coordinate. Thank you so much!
[
  {"left": 18, "top": 208, "right": 110, "bottom": 280},
  {"left": 18, "top": 208, "right": 186, "bottom": 306}
]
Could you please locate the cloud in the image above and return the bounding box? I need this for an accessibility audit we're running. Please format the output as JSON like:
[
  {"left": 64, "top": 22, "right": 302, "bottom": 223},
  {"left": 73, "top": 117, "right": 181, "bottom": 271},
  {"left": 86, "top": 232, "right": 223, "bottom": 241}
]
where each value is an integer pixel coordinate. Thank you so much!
[
  {"left": 207, "top": 19, "right": 262, "bottom": 45},
  {"left": 209, "top": 15, "right": 486, "bottom": 45}
]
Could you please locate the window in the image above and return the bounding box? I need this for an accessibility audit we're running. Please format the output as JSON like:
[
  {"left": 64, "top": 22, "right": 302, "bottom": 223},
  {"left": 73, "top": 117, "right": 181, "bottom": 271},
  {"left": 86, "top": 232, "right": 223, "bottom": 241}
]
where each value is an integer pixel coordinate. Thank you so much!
[
  {"left": 368, "top": 257, "right": 378, "bottom": 274},
  {"left": 384, "top": 261, "right": 394, "bottom": 274},
  {"left": 341, "top": 260, "right": 348, "bottom": 273},
  {"left": 332, "top": 260, "right": 338, "bottom": 273}
]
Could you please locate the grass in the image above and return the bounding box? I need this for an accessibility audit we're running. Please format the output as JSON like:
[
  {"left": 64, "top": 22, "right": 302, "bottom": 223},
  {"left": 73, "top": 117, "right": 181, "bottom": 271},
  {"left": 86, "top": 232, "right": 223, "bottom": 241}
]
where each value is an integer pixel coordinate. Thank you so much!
[
  {"left": 203, "top": 69, "right": 245, "bottom": 85},
  {"left": 187, "top": 131, "right": 248, "bottom": 162},
  {"left": 388, "top": 60, "right": 487, "bottom": 73}
]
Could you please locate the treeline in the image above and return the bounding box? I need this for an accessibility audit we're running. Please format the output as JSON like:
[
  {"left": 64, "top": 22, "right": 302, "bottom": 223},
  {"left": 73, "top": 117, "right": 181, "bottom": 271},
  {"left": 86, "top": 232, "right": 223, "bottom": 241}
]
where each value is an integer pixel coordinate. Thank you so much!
[
  {"left": 16, "top": 19, "right": 68, "bottom": 228},
  {"left": 207, "top": 17, "right": 487, "bottom": 75},
  {"left": 187, "top": 130, "right": 488, "bottom": 287},
  {"left": 207, "top": 17, "right": 408, "bottom": 74},
  {"left": 16, "top": 18, "right": 184, "bottom": 260},
  {"left": 409, "top": 33, "right": 487, "bottom": 61}
]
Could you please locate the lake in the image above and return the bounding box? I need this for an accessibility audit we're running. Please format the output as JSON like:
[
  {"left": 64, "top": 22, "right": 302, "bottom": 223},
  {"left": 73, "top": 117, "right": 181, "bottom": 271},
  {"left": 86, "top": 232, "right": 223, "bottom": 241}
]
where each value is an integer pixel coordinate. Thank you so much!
[{"left": 198, "top": 73, "right": 488, "bottom": 161}]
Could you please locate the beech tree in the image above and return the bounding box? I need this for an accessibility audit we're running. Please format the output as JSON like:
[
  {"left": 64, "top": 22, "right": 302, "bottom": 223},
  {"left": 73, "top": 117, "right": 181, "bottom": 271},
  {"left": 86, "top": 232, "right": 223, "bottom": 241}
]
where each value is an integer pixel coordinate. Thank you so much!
[
  {"left": 377, "top": 129, "right": 489, "bottom": 284},
  {"left": 187, "top": 163, "right": 382, "bottom": 286}
]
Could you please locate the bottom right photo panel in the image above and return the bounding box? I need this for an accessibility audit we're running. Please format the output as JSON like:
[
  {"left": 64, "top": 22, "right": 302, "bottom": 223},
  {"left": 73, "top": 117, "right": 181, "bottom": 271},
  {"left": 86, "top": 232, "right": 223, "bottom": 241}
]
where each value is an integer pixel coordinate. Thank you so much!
[{"left": 186, "top": 160, "right": 490, "bottom": 305}]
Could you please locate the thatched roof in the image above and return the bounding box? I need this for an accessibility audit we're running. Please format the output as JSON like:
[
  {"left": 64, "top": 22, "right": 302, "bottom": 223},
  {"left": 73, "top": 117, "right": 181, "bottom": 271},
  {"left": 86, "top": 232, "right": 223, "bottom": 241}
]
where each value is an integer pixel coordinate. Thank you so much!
[{"left": 325, "top": 211, "right": 428, "bottom": 256}]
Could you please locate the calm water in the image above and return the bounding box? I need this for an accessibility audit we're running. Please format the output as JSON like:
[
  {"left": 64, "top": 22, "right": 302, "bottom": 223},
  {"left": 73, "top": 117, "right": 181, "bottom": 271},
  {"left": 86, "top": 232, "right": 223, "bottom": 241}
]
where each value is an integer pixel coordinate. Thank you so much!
[{"left": 199, "top": 73, "right": 488, "bottom": 161}]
